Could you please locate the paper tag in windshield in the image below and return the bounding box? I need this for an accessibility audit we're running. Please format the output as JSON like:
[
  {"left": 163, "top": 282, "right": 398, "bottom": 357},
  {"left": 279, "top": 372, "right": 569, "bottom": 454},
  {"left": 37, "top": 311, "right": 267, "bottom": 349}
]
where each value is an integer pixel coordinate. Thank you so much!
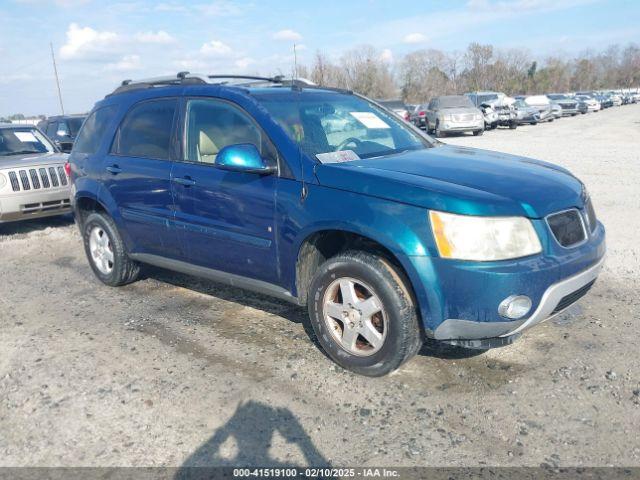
[
  {"left": 14, "top": 131, "right": 37, "bottom": 143},
  {"left": 316, "top": 150, "right": 360, "bottom": 164},
  {"left": 349, "top": 112, "right": 390, "bottom": 129}
]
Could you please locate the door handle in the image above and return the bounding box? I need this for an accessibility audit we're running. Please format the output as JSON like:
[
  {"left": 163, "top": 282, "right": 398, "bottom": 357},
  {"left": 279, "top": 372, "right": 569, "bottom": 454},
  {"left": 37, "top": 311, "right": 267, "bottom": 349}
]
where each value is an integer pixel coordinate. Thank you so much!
[
  {"left": 106, "top": 165, "right": 122, "bottom": 174},
  {"left": 173, "top": 176, "right": 196, "bottom": 187}
]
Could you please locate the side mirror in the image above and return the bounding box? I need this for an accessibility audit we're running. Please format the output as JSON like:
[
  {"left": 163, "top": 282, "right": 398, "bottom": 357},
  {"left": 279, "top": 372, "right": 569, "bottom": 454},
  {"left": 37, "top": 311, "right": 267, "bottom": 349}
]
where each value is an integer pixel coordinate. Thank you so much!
[{"left": 215, "top": 144, "right": 276, "bottom": 175}]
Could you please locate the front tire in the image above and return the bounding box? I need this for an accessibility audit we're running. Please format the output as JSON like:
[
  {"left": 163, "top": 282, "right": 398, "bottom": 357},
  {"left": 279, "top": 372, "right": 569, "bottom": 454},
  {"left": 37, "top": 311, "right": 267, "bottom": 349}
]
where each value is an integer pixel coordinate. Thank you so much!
[
  {"left": 307, "top": 251, "right": 421, "bottom": 377},
  {"left": 82, "top": 212, "right": 140, "bottom": 287},
  {"left": 473, "top": 129, "right": 484, "bottom": 136}
]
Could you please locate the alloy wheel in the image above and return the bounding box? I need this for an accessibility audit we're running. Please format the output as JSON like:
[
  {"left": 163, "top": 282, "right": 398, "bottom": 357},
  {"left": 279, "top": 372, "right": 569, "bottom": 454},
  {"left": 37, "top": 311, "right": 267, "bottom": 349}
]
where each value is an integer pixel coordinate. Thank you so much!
[
  {"left": 89, "top": 226, "right": 114, "bottom": 274},
  {"left": 322, "top": 277, "right": 387, "bottom": 357}
]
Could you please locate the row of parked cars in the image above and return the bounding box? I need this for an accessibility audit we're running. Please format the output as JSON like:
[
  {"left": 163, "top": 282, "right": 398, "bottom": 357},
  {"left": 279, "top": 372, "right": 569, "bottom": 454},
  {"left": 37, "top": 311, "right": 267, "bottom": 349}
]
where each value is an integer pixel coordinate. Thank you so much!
[{"left": 380, "top": 89, "right": 639, "bottom": 137}]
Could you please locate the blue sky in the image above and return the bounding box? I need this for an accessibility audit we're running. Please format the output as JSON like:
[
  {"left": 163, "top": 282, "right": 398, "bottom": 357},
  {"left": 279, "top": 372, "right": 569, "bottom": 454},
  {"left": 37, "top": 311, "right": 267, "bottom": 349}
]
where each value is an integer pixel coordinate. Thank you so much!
[{"left": 1, "top": 0, "right": 639, "bottom": 116}]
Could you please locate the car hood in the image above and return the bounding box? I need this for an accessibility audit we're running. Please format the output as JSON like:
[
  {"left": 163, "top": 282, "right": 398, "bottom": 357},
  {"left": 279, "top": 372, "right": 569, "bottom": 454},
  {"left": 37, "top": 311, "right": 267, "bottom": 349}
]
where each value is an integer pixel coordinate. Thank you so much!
[
  {"left": 0, "top": 152, "right": 68, "bottom": 168},
  {"left": 314, "top": 145, "right": 583, "bottom": 218}
]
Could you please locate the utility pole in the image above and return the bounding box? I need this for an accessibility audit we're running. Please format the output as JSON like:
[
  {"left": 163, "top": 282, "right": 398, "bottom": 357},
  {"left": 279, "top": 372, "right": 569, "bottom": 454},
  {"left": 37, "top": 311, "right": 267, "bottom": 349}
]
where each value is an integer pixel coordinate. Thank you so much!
[
  {"left": 50, "top": 42, "right": 65, "bottom": 115},
  {"left": 293, "top": 43, "right": 298, "bottom": 79}
]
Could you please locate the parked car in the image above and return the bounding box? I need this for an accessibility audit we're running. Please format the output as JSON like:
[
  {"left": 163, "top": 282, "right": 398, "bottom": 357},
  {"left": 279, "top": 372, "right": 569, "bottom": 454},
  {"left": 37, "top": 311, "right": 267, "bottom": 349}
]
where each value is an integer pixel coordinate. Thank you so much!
[
  {"left": 550, "top": 102, "right": 563, "bottom": 119},
  {"left": 479, "top": 103, "right": 500, "bottom": 130},
  {"left": 547, "top": 94, "right": 579, "bottom": 116},
  {"left": 598, "top": 93, "right": 614, "bottom": 108},
  {"left": 576, "top": 94, "right": 601, "bottom": 112},
  {"left": 69, "top": 73, "right": 606, "bottom": 377},
  {"left": 0, "top": 123, "right": 71, "bottom": 223},
  {"left": 409, "top": 104, "right": 429, "bottom": 129},
  {"left": 608, "top": 93, "right": 622, "bottom": 107},
  {"left": 512, "top": 99, "right": 540, "bottom": 125},
  {"left": 421, "top": 95, "right": 484, "bottom": 137},
  {"left": 466, "top": 92, "right": 518, "bottom": 129},
  {"left": 521, "top": 95, "right": 555, "bottom": 122},
  {"left": 376, "top": 99, "right": 410, "bottom": 122},
  {"left": 37, "top": 114, "right": 87, "bottom": 153}
]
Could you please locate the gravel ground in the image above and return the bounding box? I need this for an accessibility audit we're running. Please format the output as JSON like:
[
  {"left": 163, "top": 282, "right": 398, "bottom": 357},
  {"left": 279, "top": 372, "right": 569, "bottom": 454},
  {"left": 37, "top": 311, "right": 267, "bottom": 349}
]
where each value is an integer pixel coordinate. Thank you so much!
[{"left": 1, "top": 104, "right": 639, "bottom": 470}]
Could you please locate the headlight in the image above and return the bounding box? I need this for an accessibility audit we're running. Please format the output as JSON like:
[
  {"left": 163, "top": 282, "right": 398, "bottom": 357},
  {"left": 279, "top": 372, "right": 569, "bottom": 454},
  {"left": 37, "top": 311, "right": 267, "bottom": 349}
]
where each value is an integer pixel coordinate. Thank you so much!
[
  {"left": 0, "top": 173, "right": 6, "bottom": 189},
  {"left": 429, "top": 210, "right": 542, "bottom": 261}
]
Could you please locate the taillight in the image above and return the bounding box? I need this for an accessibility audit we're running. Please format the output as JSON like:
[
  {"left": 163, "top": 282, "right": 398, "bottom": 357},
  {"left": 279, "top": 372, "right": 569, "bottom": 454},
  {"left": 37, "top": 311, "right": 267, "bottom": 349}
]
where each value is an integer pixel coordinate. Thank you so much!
[
  {"left": 64, "top": 162, "right": 71, "bottom": 177},
  {"left": 419, "top": 111, "right": 426, "bottom": 116},
  {"left": 404, "top": 112, "right": 410, "bottom": 120}
]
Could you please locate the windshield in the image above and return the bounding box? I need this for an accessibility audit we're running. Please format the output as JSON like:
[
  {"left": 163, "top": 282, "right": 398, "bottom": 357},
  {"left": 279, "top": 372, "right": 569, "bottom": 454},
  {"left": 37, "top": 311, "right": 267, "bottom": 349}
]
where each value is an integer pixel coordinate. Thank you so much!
[
  {"left": 547, "top": 94, "right": 566, "bottom": 100},
  {"left": 0, "top": 128, "right": 55, "bottom": 157},
  {"left": 256, "top": 92, "right": 432, "bottom": 161},
  {"left": 377, "top": 100, "right": 406, "bottom": 111},
  {"left": 515, "top": 100, "right": 528, "bottom": 108},
  {"left": 476, "top": 94, "right": 499, "bottom": 104},
  {"left": 66, "top": 117, "right": 85, "bottom": 136},
  {"left": 439, "top": 96, "right": 474, "bottom": 108}
]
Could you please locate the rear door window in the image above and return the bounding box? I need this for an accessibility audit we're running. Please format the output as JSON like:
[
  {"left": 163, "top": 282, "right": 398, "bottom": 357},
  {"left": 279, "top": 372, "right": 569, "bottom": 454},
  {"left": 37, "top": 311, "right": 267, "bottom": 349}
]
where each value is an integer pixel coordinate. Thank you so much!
[
  {"left": 112, "top": 99, "right": 177, "bottom": 160},
  {"left": 74, "top": 105, "right": 118, "bottom": 154}
]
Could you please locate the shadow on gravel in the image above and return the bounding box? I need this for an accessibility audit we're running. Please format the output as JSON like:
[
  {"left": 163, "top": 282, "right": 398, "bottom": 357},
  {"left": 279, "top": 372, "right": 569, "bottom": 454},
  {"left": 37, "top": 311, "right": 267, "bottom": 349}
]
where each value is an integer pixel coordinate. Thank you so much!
[
  {"left": 0, "top": 213, "right": 74, "bottom": 237},
  {"left": 175, "top": 400, "right": 330, "bottom": 478}
]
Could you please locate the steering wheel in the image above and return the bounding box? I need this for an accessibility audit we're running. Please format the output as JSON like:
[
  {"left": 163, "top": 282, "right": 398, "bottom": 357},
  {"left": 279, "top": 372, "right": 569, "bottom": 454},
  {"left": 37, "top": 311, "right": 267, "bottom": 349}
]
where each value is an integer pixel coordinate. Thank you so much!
[{"left": 335, "top": 137, "right": 362, "bottom": 152}]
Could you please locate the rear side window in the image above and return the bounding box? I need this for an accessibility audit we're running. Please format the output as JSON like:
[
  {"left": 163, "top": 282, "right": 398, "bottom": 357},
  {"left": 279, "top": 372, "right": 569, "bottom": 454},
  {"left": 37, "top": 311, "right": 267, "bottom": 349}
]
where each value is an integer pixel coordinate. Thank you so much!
[
  {"left": 112, "top": 99, "right": 177, "bottom": 160},
  {"left": 74, "top": 106, "right": 117, "bottom": 154},
  {"left": 46, "top": 122, "right": 57, "bottom": 138}
]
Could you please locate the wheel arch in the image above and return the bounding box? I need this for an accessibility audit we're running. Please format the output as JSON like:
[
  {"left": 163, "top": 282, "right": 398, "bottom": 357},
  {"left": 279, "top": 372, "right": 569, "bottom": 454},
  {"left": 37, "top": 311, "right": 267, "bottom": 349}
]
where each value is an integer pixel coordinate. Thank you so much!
[{"left": 294, "top": 228, "right": 423, "bottom": 315}]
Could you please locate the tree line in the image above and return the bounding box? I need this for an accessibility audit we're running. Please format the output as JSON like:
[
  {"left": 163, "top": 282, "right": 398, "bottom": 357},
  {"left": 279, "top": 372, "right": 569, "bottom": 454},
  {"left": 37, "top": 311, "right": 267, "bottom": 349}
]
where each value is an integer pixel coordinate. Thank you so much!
[{"left": 297, "top": 42, "right": 640, "bottom": 104}]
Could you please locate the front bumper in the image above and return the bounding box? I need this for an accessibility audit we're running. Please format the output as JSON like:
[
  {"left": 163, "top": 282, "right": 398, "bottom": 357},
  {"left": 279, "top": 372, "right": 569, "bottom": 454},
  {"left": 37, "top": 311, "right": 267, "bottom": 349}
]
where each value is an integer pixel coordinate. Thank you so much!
[
  {"left": 561, "top": 108, "right": 579, "bottom": 116},
  {"left": 0, "top": 189, "right": 71, "bottom": 223},
  {"left": 433, "top": 255, "right": 604, "bottom": 340},
  {"left": 441, "top": 121, "right": 484, "bottom": 132},
  {"left": 404, "top": 220, "right": 606, "bottom": 342}
]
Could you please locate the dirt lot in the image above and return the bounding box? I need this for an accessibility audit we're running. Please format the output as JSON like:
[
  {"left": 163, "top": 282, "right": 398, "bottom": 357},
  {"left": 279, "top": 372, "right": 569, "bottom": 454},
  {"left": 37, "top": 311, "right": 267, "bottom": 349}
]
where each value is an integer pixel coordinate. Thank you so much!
[{"left": 1, "top": 104, "right": 639, "bottom": 470}]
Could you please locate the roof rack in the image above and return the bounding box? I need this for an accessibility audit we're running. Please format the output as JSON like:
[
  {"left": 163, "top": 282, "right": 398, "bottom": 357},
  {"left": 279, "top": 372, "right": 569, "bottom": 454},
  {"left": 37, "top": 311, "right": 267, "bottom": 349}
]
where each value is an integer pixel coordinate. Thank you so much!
[{"left": 108, "top": 72, "right": 331, "bottom": 97}]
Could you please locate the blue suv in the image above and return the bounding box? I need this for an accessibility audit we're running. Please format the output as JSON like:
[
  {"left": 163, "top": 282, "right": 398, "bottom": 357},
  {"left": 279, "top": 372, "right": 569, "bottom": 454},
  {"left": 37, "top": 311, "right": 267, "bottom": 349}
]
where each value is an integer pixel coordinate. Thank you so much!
[{"left": 68, "top": 73, "right": 606, "bottom": 376}]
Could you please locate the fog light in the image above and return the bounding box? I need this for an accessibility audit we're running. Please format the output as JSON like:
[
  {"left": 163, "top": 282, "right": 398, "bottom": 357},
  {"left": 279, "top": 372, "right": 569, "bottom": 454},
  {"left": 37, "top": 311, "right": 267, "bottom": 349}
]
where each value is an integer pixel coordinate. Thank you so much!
[{"left": 498, "top": 295, "right": 532, "bottom": 319}]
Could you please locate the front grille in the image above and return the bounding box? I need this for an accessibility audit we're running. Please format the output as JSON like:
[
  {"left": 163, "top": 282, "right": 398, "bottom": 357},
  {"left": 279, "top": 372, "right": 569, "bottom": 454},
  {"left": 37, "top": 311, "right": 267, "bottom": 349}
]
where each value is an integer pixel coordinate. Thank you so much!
[
  {"left": 453, "top": 113, "right": 475, "bottom": 122},
  {"left": 8, "top": 171, "right": 20, "bottom": 191},
  {"left": 584, "top": 197, "right": 597, "bottom": 233},
  {"left": 29, "top": 169, "right": 41, "bottom": 189},
  {"left": 19, "top": 170, "right": 31, "bottom": 190},
  {"left": 547, "top": 209, "right": 586, "bottom": 247},
  {"left": 552, "top": 280, "right": 596, "bottom": 314},
  {"left": 48, "top": 167, "right": 60, "bottom": 187},
  {"left": 2, "top": 165, "right": 66, "bottom": 192},
  {"left": 57, "top": 166, "right": 68, "bottom": 186},
  {"left": 39, "top": 168, "right": 50, "bottom": 188}
]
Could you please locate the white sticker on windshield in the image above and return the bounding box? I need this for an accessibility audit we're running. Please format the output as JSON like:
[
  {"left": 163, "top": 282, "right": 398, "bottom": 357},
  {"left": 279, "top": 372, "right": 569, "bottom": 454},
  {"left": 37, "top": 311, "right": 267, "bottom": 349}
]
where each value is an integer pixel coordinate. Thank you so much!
[
  {"left": 316, "top": 150, "right": 360, "bottom": 164},
  {"left": 14, "top": 131, "right": 38, "bottom": 143},
  {"left": 349, "top": 111, "right": 390, "bottom": 129}
]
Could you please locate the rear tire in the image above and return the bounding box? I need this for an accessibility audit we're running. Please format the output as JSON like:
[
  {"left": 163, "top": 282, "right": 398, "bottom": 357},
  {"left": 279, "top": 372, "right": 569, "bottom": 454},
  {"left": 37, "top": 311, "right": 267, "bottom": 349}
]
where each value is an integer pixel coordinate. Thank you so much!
[
  {"left": 82, "top": 212, "right": 140, "bottom": 287},
  {"left": 307, "top": 250, "right": 422, "bottom": 377},
  {"left": 434, "top": 121, "right": 444, "bottom": 138},
  {"left": 509, "top": 121, "right": 518, "bottom": 129},
  {"left": 473, "top": 129, "right": 484, "bottom": 136}
]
